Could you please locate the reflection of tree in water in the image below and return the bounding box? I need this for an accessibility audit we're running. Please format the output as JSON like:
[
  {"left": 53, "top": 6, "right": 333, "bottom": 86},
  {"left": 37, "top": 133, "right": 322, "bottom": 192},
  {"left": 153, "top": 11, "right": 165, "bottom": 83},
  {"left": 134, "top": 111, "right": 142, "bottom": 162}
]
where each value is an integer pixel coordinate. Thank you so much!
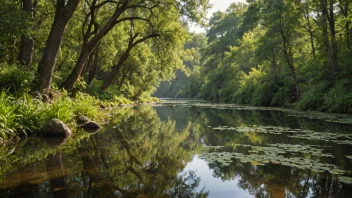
[
  {"left": 1, "top": 105, "right": 352, "bottom": 197},
  {"left": 192, "top": 108, "right": 352, "bottom": 198},
  {"left": 94, "top": 105, "right": 207, "bottom": 197},
  {"left": 0, "top": 105, "right": 208, "bottom": 198},
  {"left": 205, "top": 150, "right": 352, "bottom": 197}
]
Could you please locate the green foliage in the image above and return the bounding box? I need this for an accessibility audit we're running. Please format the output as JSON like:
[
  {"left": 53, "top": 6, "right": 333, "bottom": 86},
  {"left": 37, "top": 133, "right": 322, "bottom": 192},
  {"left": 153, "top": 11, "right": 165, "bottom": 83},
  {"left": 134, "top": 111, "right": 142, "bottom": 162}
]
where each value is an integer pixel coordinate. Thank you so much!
[
  {"left": 322, "top": 80, "right": 352, "bottom": 113},
  {"left": 42, "top": 97, "right": 74, "bottom": 123},
  {"left": 0, "top": 64, "right": 34, "bottom": 94},
  {"left": 0, "top": 92, "right": 19, "bottom": 139},
  {"left": 168, "top": 171, "right": 209, "bottom": 198},
  {"left": 14, "top": 93, "right": 43, "bottom": 133},
  {"left": 0, "top": 0, "right": 23, "bottom": 63},
  {"left": 0, "top": 90, "right": 107, "bottom": 141},
  {"left": 0, "top": 92, "right": 42, "bottom": 139},
  {"left": 295, "top": 81, "right": 330, "bottom": 111},
  {"left": 156, "top": 0, "right": 352, "bottom": 114},
  {"left": 112, "top": 96, "right": 133, "bottom": 105},
  {"left": 43, "top": 92, "right": 107, "bottom": 124},
  {"left": 72, "top": 93, "right": 101, "bottom": 120}
]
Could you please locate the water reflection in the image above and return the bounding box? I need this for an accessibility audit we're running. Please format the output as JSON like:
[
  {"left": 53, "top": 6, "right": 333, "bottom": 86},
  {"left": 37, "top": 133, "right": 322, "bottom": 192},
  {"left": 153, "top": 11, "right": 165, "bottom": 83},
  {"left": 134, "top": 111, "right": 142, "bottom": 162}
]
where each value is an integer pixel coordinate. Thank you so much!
[{"left": 0, "top": 104, "right": 351, "bottom": 197}]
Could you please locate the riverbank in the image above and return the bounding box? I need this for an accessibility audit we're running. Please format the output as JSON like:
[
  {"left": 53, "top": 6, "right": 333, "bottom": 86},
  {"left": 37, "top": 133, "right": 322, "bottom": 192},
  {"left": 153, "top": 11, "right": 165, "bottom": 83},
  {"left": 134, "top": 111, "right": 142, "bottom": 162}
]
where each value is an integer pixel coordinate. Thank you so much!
[
  {"left": 1, "top": 93, "right": 350, "bottom": 143},
  {"left": 0, "top": 91, "right": 159, "bottom": 143}
]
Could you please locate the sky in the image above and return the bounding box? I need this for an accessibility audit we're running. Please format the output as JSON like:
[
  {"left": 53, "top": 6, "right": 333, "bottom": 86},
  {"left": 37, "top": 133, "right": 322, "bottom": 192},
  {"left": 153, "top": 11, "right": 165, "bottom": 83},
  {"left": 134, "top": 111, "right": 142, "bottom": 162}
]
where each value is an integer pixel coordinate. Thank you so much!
[{"left": 190, "top": 0, "right": 246, "bottom": 33}]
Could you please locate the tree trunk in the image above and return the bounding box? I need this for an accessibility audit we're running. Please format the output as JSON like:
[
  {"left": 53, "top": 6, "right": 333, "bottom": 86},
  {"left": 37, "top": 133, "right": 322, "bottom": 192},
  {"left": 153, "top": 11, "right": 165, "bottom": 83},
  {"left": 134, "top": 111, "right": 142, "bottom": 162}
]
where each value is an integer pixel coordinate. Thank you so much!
[
  {"left": 321, "top": 0, "right": 335, "bottom": 75},
  {"left": 19, "top": 0, "right": 36, "bottom": 67},
  {"left": 328, "top": 0, "right": 339, "bottom": 74},
  {"left": 87, "top": 46, "right": 100, "bottom": 85},
  {"left": 101, "top": 33, "right": 159, "bottom": 91},
  {"left": 101, "top": 48, "right": 131, "bottom": 91},
  {"left": 32, "top": 0, "right": 79, "bottom": 94},
  {"left": 118, "top": 64, "right": 131, "bottom": 90},
  {"left": 279, "top": 28, "right": 300, "bottom": 98},
  {"left": 60, "top": 3, "right": 128, "bottom": 91},
  {"left": 305, "top": 2, "right": 316, "bottom": 59}
]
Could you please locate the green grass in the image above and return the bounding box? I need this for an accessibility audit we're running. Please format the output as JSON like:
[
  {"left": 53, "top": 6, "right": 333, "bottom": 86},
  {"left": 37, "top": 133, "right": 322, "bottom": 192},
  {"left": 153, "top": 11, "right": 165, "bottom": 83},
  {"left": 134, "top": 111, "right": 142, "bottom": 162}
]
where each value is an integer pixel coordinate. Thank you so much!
[
  {"left": 0, "top": 91, "right": 106, "bottom": 141},
  {"left": 0, "top": 92, "right": 19, "bottom": 139}
]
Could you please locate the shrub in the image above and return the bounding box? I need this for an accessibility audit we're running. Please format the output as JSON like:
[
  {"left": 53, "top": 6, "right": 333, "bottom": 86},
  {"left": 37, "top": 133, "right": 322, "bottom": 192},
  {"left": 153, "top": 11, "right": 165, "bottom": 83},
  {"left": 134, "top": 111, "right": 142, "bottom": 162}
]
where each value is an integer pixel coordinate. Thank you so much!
[
  {"left": 113, "top": 96, "right": 133, "bottom": 105},
  {"left": 0, "top": 64, "right": 34, "bottom": 94},
  {"left": 322, "top": 79, "right": 352, "bottom": 113},
  {"left": 295, "top": 81, "right": 329, "bottom": 111},
  {"left": 72, "top": 93, "right": 102, "bottom": 120},
  {"left": 42, "top": 97, "right": 74, "bottom": 123}
]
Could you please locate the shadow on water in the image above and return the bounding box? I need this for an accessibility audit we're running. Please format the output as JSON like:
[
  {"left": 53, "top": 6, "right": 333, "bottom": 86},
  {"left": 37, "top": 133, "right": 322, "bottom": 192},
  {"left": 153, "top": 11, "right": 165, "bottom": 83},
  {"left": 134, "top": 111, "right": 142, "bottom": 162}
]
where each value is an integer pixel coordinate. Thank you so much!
[{"left": 0, "top": 102, "right": 351, "bottom": 197}]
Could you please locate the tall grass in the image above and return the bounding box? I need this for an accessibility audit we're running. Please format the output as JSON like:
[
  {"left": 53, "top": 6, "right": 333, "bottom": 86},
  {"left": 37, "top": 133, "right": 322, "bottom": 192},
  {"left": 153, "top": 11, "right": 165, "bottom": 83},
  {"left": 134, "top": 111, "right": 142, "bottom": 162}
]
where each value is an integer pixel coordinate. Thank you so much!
[
  {"left": 0, "top": 91, "right": 105, "bottom": 141},
  {"left": 73, "top": 93, "right": 103, "bottom": 120},
  {"left": 0, "top": 92, "right": 19, "bottom": 139},
  {"left": 43, "top": 97, "right": 74, "bottom": 123},
  {"left": 14, "top": 93, "right": 43, "bottom": 133}
]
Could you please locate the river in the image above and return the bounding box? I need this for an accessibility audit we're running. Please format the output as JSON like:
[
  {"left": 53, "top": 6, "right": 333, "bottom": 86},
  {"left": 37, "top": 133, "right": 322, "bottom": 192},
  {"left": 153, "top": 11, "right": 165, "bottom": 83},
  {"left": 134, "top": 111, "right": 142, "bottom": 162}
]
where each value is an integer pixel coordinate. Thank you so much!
[{"left": 0, "top": 100, "right": 351, "bottom": 197}]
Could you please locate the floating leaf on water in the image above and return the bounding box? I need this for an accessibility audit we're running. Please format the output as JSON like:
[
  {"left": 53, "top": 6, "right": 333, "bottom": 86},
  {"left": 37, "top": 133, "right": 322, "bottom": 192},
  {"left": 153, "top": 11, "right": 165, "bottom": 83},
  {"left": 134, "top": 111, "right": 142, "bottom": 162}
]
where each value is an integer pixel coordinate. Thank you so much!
[
  {"left": 311, "top": 169, "right": 325, "bottom": 173},
  {"left": 329, "top": 170, "right": 340, "bottom": 175},
  {"left": 338, "top": 176, "right": 352, "bottom": 184},
  {"left": 251, "top": 161, "right": 263, "bottom": 166},
  {"left": 271, "top": 160, "right": 281, "bottom": 165}
]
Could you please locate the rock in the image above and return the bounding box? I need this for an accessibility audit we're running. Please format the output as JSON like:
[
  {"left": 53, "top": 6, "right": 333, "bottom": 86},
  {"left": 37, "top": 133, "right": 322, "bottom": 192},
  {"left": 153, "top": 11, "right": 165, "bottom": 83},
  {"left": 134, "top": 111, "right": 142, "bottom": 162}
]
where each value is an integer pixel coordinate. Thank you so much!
[
  {"left": 41, "top": 119, "right": 72, "bottom": 137},
  {"left": 80, "top": 121, "right": 101, "bottom": 130},
  {"left": 76, "top": 116, "right": 91, "bottom": 125}
]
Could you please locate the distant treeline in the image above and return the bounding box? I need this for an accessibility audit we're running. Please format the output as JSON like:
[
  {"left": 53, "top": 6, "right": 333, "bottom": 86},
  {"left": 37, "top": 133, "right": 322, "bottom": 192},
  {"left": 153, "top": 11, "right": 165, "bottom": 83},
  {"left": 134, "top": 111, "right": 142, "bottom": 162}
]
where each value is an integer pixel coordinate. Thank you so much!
[{"left": 155, "top": 0, "right": 352, "bottom": 114}]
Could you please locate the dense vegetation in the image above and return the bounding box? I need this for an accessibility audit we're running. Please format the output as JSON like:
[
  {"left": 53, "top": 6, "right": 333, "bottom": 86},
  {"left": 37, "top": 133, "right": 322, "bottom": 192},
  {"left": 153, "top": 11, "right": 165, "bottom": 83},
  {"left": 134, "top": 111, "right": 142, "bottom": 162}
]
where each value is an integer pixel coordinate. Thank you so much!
[
  {"left": 156, "top": 0, "right": 352, "bottom": 114},
  {"left": 0, "top": 0, "right": 209, "bottom": 140}
]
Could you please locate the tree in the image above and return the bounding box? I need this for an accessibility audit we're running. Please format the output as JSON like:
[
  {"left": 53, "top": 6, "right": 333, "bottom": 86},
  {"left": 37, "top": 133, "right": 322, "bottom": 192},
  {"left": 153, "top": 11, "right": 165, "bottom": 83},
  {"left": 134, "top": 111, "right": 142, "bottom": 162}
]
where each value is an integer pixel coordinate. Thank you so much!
[
  {"left": 32, "top": 0, "right": 80, "bottom": 95},
  {"left": 60, "top": 0, "right": 210, "bottom": 91},
  {"left": 18, "top": 0, "right": 38, "bottom": 67}
]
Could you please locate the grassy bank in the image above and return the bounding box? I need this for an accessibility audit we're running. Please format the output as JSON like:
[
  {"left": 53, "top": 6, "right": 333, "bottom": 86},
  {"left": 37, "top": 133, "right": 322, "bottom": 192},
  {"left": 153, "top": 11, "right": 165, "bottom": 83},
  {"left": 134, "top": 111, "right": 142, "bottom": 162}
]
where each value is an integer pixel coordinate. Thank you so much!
[
  {"left": 0, "top": 92, "right": 105, "bottom": 141},
  {"left": 0, "top": 89, "right": 162, "bottom": 142},
  {"left": 0, "top": 64, "right": 161, "bottom": 142}
]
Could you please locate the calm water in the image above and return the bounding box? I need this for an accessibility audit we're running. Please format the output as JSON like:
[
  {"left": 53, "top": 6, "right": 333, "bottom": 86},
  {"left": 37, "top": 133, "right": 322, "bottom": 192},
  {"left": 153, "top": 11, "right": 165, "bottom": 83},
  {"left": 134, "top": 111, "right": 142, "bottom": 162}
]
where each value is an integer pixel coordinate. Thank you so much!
[{"left": 0, "top": 101, "right": 352, "bottom": 197}]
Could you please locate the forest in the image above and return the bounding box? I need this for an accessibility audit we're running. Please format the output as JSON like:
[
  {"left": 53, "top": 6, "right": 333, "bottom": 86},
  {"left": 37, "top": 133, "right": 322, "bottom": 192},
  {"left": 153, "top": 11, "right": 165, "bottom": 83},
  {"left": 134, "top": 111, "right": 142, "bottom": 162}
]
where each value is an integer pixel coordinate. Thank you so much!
[
  {"left": 1, "top": 0, "right": 352, "bottom": 141},
  {"left": 0, "top": 0, "right": 209, "bottom": 140},
  {"left": 156, "top": 0, "right": 352, "bottom": 114},
  {"left": 1, "top": 1, "right": 352, "bottom": 196}
]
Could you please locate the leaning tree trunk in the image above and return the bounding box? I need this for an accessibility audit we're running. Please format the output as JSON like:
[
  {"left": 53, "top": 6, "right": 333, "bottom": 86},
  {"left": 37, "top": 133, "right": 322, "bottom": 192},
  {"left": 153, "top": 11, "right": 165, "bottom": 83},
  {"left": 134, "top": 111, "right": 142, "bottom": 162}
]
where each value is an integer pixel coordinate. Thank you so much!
[
  {"left": 279, "top": 27, "right": 300, "bottom": 99},
  {"left": 60, "top": 4, "right": 128, "bottom": 91},
  {"left": 32, "top": 0, "right": 79, "bottom": 94},
  {"left": 19, "top": 0, "right": 36, "bottom": 67},
  {"left": 101, "top": 48, "right": 131, "bottom": 91},
  {"left": 86, "top": 46, "right": 100, "bottom": 85},
  {"left": 101, "top": 33, "right": 159, "bottom": 91}
]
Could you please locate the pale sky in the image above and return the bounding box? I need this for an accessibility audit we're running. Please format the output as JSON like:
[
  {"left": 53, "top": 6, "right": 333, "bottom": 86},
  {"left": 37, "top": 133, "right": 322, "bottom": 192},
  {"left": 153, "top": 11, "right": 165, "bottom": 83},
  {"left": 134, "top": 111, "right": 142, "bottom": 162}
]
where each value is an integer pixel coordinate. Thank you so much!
[{"left": 190, "top": 0, "right": 246, "bottom": 33}]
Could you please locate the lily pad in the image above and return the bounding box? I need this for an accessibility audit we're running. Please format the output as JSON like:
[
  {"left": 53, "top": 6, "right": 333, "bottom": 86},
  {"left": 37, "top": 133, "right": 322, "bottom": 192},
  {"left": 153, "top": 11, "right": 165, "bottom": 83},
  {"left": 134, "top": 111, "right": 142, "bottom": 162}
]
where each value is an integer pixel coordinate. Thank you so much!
[
  {"left": 251, "top": 161, "right": 264, "bottom": 166},
  {"left": 338, "top": 176, "right": 352, "bottom": 184}
]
